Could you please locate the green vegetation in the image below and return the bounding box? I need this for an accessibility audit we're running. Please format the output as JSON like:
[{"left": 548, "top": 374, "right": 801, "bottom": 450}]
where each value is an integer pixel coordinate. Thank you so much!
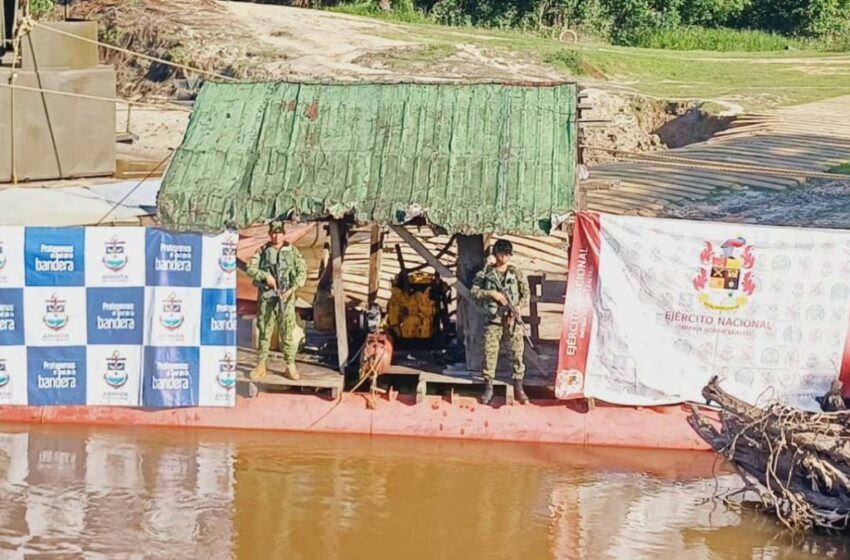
[
  {"left": 29, "top": 0, "right": 54, "bottom": 19},
  {"left": 626, "top": 26, "right": 800, "bottom": 51},
  {"left": 329, "top": 0, "right": 432, "bottom": 23},
  {"left": 542, "top": 49, "right": 585, "bottom": 74},
  {"left": 326, "top": 0, "right": 850, "bottom": 51},
  {"left": 369, "top": 20, "right": 850, "bottom": 110},
  {"left": 831, "top": 161, "right": 850, "bottom": 174}
]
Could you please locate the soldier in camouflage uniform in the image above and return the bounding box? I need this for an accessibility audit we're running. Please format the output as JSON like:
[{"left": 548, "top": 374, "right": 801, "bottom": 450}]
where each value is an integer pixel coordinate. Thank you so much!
[
  {"left": 470, "top": 239, "right": 530, "bottom": 405},
  {"left": 245, "top": 220, "right": 307, "bottom": 381}
]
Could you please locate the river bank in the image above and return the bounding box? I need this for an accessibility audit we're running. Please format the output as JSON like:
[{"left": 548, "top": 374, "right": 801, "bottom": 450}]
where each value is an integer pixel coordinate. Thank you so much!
[{"left": 664, "top": 178, "right": 850, "bottom": 228}]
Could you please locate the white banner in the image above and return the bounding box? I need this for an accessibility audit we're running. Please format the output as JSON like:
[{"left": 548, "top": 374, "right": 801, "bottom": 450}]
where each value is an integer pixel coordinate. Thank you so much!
[{"left": 557, "top": 213, "right": 850, "bottom": 410}]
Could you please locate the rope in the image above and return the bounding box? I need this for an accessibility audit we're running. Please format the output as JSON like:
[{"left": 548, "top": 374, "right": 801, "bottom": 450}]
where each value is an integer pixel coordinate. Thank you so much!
[
  {"left": 95, "top": 151, "right": 172, "bottom": 225},
  {"left": 305, "top": 343, "right": 388, "bottom": 429},
  {"left": 33, "top": 21, "right": 236, "bottom": 83},
  {"left": 0, "top": 82, "right": 192, "bottom": 111},
  {"left": 582, "top": 145, "right": 850, "bottom": 181},
  {"left": 7, "top": 12, "right": 34, "bottom": 185}
]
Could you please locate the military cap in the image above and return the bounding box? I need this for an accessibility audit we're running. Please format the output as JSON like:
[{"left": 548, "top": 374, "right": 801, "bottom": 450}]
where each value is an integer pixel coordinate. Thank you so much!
[
  {"left": 492, "top": 239, "right": 513, "bottom": 255},
  {"left": 269, "top": 220, "right": 286, "bottom": 234}
]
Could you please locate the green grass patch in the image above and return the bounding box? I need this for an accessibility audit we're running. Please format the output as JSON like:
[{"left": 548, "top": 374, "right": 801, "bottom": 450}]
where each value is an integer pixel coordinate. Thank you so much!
[
  {"left": 29, "top": 0, "right": 55, "bottom": 18},
  {"left": 830, "top": 161, "right": 850, "bottom": 174},
  {"left": 818, "top": 34, "right": 850, "bottom": 52},
  {"left": 328, "top": 2, "right": 432, "bottom": 25},
  {"left": 382, "top": 43, "right": 457, "bottom": 67},
  {"left": 543, "top": 49, "right": 585, "bottom": 75},
  {"left": 348, "top": 14, "right": 850, "bottom": 110},
  {"left": 625, "top": 26, "right": 802, "bottom": 52}
]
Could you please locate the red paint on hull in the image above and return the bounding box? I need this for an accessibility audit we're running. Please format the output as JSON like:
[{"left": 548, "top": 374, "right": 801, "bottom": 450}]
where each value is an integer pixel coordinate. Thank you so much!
[{"left": 0, "top": 394, "right": 713, "bottom": 451}]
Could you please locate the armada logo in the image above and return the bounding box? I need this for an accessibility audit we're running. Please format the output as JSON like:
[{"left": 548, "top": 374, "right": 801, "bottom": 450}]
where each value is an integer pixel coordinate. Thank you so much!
[
  {"left": 159, "top": 293, "right": 184, "bottom": 331},
  {"left": 103, "top": 236, "right": 128, "bottom": 272},
  {"left": 43, "top": 294, "right": 68, "bottom": 331},
  {"left": 556, "top": 368, "right": 583, "bottom": 396},
  {"left": 104, "top": 351, "right": 129, "bottom": 389},
  {"left": 0, "top": 359, "right": 9, "bottom": 389},
  {"left": 219, "top": 240, "right": 237, "bottom": 274},
  {"left": 217, "top": 352, "right": 237, "bottom": 391},
  {"left": 692, "top": 237, "right": 757, "bottom": 311}
]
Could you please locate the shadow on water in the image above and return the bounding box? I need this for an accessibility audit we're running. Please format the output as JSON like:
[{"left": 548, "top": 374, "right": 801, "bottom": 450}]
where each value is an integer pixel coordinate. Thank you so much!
[{"left": 0, "top": 423, "right": 846, "bottom": 559}]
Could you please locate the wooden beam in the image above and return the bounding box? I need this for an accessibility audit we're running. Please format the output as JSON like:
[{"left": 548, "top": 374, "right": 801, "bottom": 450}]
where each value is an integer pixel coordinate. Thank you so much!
[
  {"left": 527, "top": 275, "right": 542, "bottom": 343},
  {"left": 574, "top": 87, "right": 587, "bottom": 212},
  {"left": 392, "top": 224, "right": 549, "bottom": 376},
  {"left": 329, "top": 219, "right": 349, "bottom": 373},
  {"left": 367, "top": 225, "right": 383, "bottom": 305},
  {"left": 390, "top": 225, "right": 472, "bottom": 302},
  {"left": 456, "top": 235, "right": 486, "bottom": 372}
]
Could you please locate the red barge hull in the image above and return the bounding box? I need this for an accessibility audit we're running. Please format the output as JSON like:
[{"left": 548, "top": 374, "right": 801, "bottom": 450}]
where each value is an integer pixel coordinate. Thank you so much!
[{"left": 0, "top": 394, "right": 713, "bottom": 451}]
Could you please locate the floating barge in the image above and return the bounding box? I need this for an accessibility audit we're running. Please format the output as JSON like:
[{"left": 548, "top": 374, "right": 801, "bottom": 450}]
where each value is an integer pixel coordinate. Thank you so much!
[{"left": 0, "top": 80, "right": 715, "bottom": 451}]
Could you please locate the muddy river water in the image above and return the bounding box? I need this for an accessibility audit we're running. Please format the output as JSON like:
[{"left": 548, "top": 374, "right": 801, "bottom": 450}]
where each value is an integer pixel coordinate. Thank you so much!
[{"left": 0, "top": 424, "right": 847, "bottom": 559}]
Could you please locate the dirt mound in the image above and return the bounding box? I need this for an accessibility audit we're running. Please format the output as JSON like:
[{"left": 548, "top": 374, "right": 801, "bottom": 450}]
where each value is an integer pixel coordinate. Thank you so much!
[
  {"left": 66, "top": 0, "right": 278, "bottom": 98},
  {"left": 54, "top": 2, "right": 730, "bottom": 163},
  {"left": 580, "top": 90, "right": 667, "bottom": 165},
  {"left": 579, "top": 89, "right": 735, "bottom": 165}
]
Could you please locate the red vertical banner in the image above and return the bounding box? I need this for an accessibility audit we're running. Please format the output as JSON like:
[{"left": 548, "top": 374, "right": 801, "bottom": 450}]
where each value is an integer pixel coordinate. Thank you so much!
[
  {"left": 840, "top": 315, "right": 850, "bottom": 399},
  {"left": 555, "top": 212, "right": 602, "bottom": 399}
]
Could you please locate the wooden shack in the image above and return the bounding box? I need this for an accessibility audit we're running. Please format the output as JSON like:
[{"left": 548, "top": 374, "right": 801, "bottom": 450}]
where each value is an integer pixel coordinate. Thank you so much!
[{"left": 157, "top": 80, "right": 579, "bottom": 401}]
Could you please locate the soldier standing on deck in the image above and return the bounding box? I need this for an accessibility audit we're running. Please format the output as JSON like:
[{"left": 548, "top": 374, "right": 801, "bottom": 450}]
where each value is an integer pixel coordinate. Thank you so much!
[
  {"left": 246, "top": 220, "right": 307, "bottom": 381},
  {"left": 470, "top": 239, "right": 530, "bottom": 406}
]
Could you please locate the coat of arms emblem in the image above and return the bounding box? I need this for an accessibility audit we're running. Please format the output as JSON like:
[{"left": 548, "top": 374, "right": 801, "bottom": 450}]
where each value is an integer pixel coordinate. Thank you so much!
[{"left": 692, "top": 237, "right": 756, "bottom": 311}]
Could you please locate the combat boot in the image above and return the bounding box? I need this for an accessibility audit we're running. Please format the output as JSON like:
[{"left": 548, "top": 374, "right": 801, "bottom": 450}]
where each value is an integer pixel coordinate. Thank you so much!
[
  {"left": 249, "top": 362, "right": 267, "bottom": 381},
  {"left": 480, "top": 378, "right": 494, "bottom": 405},
  {"left": 284, "top": 363, "right": 300, "bottom": 381},
  {"left": 514, "top": 379, "right": 529, "bottom": 405}
]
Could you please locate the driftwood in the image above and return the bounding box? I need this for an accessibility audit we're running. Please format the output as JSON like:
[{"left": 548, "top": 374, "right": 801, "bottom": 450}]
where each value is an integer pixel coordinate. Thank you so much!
[{"left": 689, "top": 376, "right": 850, "bottom": 532}]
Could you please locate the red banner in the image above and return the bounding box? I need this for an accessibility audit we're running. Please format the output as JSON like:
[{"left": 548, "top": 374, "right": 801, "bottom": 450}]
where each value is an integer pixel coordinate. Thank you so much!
[
  {"left": 555, "top": 212, "right": 601, "bottom": 399},
  {"left": 840, "top": 315, "right": 850, "bottom": 399}
]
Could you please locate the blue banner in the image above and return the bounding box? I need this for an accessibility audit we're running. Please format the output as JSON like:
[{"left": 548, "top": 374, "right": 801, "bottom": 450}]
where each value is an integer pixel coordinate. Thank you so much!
[
  {"left": 25, "top": 228, "right": 85, "bottom": 287},
  {"left": 145, "top": 229, "right": 203, "bottom": 287},
  {"left": 27, "top": 346, "right": 87, "bottom": 406},
  {"left": 200, "top": 289, "right": 237, "bottom": 347},
  {"left": 0, "top": 227, "right": 237, "bottom": 408},
  {"left": 86, "top": 288, "right": 144, "bottom": 345},
  {"left": 143, "top": 346, "right": 200, "bottom": 408},
  {"left": 0, "top": 289, "right": 25, "bottom": 345}
]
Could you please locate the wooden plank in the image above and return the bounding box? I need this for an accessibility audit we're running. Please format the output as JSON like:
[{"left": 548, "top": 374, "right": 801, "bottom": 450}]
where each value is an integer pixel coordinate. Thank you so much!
[
  {"left": 367, "top": 225, "right": 384, "bottom": 305},
  {"left": 574, "top": 87, "right": 586, "bottom": 212},
  {"left": 235, "top": 347, "right": 343, "bottom": 398},
  {"left": 418, "top": 371, "right": 514, "bottom": 405},
  {"left": 528, "top": 275, "right": 542, "bottom": 343},
  {"left": 391, "top": 225, "right": 471, "bottom": 301},
  {"left": 457, "top": 235, "right": 486, "bottom": 372},
  {"left": 330, "top": 219, "right": 349, "bottom": 373}
]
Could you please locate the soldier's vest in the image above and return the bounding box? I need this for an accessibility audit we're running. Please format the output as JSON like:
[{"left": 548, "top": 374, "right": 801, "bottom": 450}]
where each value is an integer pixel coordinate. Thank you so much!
[
  {"left": 256, "top": 244, "right": 298, "bottom": 297},
  {"left": 478, "top": 265, "right": 521, "bottom": 323}
]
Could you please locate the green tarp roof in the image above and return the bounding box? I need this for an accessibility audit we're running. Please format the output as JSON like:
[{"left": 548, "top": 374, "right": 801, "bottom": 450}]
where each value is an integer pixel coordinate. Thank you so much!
[{"left": 157, "top": 81, "right": 577, "bottom": 234}]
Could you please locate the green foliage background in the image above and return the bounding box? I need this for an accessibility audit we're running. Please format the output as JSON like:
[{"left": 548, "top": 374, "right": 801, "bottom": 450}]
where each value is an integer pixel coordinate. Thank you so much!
[
  {"left": 337, "top": 0, "right": 850, "bottom": 48},
  {"left": 25, "top": 0, "right": 850, "bottom": 51}
]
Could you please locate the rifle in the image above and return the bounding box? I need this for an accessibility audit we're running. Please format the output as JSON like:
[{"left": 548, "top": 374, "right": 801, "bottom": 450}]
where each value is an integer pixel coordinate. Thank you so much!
[
  {"left": 260, "top": 259, "right": 293, "bottom": 313},
  {"left": 491, "top": 273, "right": 534, "bottom": 350}
]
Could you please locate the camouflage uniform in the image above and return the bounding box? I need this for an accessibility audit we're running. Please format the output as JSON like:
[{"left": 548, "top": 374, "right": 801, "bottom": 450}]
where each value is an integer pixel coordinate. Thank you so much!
[
  {"left": 246, "top": 240, "right": 307, "bottom": 367},
  {"left": 470, "top": 264, "right": 530, "bottom": 380}
]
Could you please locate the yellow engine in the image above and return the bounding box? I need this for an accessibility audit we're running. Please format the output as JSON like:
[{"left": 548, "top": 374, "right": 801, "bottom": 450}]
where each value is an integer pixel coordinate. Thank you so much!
[{"left": 386, "top": 271, "right": 450, "bottom": 342}]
